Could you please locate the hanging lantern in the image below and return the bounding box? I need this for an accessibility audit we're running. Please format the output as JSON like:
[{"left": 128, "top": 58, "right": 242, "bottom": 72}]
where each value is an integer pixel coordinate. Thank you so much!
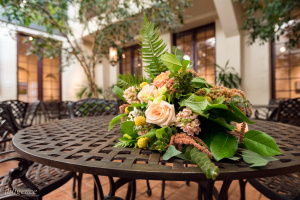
[{"left": 109, "top": 47, "right": 118, "bottom": 66}]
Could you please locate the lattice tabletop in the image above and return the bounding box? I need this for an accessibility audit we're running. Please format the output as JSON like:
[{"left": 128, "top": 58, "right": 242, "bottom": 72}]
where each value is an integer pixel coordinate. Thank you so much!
[{"left": 12, "top": 116, "right": 300, "bottom": 181}]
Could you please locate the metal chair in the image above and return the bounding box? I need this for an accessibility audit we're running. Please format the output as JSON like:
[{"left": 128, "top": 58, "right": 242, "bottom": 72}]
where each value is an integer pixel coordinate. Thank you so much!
[
  {"left": 0, "top": 103, "right": 76, "bottom": 200},
  {"left": 247, "top": 98, "right": 300, "bottom": 200},
  {"left": 68, "top": 98, "right": 118, "bottom": 118},
  {"left": 2, "top": 100, "right": 40, "bottom": 128},
  {"left": 276, "top": 98, "right": 300, "bottom": 126}
]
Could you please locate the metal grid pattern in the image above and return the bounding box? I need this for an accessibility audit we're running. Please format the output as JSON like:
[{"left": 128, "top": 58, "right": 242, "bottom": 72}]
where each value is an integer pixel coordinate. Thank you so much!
[{"left": 13, "top": 117, "right": 300, "bottom": 181}]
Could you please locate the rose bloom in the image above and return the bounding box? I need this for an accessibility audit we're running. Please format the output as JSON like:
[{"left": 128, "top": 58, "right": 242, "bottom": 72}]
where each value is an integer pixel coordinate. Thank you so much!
[
  {"left": 145, "top": 101, "right": 176, "bottom": 127},
  {"left": 153, "top": 71, "right": 170, "bottom": 88},
  {"left": 138, "top": 84, "right": 156, "bottom": 103}
]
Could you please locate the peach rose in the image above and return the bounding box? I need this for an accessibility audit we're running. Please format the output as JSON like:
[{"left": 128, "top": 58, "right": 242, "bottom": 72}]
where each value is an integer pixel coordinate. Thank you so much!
[
  {"left": 138, "top": 84, "right": 156, "bottom": 103},
  {"left": 145, "top": 101, "right": 176, "bottom": 127},
  {"left": 153, "top": 71, "right": 170, "bottom": 88}
]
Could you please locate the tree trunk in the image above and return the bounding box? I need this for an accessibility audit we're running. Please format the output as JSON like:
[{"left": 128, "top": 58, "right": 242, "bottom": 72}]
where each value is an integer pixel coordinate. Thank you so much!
[{"left": 87, "top": 75, "right": 98, "bottom": 98}]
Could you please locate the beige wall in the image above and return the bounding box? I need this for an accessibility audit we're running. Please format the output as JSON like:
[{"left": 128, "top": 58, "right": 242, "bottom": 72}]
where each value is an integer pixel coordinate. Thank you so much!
[{"left": 0, "top": 26, "right": 17, "bottom": 101}]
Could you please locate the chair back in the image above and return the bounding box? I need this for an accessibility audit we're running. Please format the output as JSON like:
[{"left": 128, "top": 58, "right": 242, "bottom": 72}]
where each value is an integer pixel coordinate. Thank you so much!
[
  {"left": 0, "top": 104, "right": 19, "bottom": 151},
  {"left": 0, "top": 104, "right": 18, "bottom": 137},
  {"left": 23, "top": 101, "right": 40, "bottom": 127},
  {"left": 58, "top": 101, "right": 72, "bottom": 119},
  {"left": 2, "top": 100, "right": 28, "bottom": 127},
  {"left": 68, "top": 98, "right": 118, "bottom": 118},
  {"left": 277, "top": 98, "right": 300, "bottom": 126}
]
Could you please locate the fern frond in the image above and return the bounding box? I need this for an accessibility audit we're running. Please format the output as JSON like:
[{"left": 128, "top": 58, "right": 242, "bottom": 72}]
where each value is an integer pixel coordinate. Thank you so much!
[
  {"left": 117, "top": 73, "right": 149, "bottom": 89},
  {"left": 139, "top": 15, "right": 168, "bottom": 78}
]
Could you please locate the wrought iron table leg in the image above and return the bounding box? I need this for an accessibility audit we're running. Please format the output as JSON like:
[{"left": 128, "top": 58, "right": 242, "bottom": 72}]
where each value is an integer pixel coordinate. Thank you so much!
[
  {"left": 186, "top": 181, "right": 190, "bottom": 186},
  {"left": 130, "top": 180, "right": 136, "bottom": 200},
  {"left": 204, "top": 180, "right": 215, "bottom": 200},
  {"left": 146, "top": 179, "right": 151, "bottom": 196},
  {"left": 218, "top": 180, "right": 232, "bottom": 200},
  {"left": 93, "top": 175, "right": 104, "bottom": 200},
  {"left": 160, "top": 180, "right": 166, "bottom": 200},
  {"left": 125, "top": 182, "right": 132, "bottom": 200},
  {"left": 239, "top": 179, "right": 247, "bottom": 200}
]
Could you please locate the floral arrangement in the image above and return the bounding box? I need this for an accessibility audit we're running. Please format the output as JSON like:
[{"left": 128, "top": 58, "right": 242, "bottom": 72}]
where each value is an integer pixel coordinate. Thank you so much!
[{"left": 108, "top": 15, "right": 281, "bottom": 180}]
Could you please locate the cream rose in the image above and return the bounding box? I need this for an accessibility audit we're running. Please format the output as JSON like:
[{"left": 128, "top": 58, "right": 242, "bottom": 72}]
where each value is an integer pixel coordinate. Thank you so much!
[
  {"left": 145, "top": 101, "right": 176, "bottom": 127},
  {"left": 138, "top": 84, "right": 156, "bottom": 103}
]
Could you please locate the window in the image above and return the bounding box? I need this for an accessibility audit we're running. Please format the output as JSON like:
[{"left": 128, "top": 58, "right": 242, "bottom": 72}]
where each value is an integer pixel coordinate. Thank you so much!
[
  {"left": 17, "top": 34, "right": 61, "bottom": 103},
  {"left": 120, "top": 45, "right": 143, "bottom": 76},
  {"left": 173, "top": 24, "right": 216, "bottom": 84},
  {"left": 272, "top": 37, "right": 300, "bottom": 99}
]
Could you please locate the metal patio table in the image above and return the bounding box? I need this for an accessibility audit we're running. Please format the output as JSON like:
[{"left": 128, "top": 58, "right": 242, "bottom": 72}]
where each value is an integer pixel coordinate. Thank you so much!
[{"left": 12, "top": 116, "right": 300, "bottom": 200}]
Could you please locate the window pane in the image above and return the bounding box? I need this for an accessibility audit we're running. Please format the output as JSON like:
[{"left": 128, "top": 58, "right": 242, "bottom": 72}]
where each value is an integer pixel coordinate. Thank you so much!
[
  {"left": 196, "top": 25, "right": 215, "bottom": 85},
  {"left": 273, "top": 40, "right": 300, "bottom": 98},
  {"left": 17, "top": 35, "right": 38, "bottom": 103},
  {"left": 42, "top": 57, "right": 60, "bottom": 101},
  {"left": 121, "top": 45, "right": 142, "bottom": 76}
]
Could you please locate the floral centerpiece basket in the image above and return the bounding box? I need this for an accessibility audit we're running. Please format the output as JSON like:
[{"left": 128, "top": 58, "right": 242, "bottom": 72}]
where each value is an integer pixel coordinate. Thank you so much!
[{"left": 108, "top": 15, "right": 281, "bottom": 180}]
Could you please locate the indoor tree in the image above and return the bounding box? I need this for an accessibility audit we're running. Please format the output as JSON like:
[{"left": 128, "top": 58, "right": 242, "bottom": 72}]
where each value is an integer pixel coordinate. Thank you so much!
[{"left": 0, "top": 0, "right": 191, "bottom": 97}]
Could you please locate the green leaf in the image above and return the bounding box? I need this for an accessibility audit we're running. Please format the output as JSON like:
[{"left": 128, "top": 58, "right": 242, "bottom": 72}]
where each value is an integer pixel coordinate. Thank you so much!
[
  {"left": 210, "top": 133, "right": 238, "bottom": 161},
  {"left": 139, "top": 128, "right": 157, "bottom": 138},
  {"left": 139, "top": 15, "right": 168, "bottom": 78},
  {"left": 229, "top": 102, "right": 255, "bottom": 124},
  {"left": 188, "top": 147, "right": 219, "bottom": 180},
  {"left": 192, "top": 77, "right": 213, "bottom": 88},
  {"left": 213, "top": 96, "right": 225, "bottom": 104},
  {"left": 108, "top": 114, "right": 127, "bottom": 131},
  {"left": 163, "top": 145, "right": 182, "bottom": 160},
  {"left": 209, "top": 118, "right": 236, "bottom": 131},
  {"left": 172, "top": 46, "right": 184, "bottom": 57},
  {"left": 161, "top": 53, "right": 182, "bottom": 73},
  {"left": 181, "top": 60, "right": 190, "bottom": 75},
  {"left": 117, "top": 73, "right": 148, "bottom": 89},
  {"left": 179, "top": 94, "right": 210, "bottom": 118},
  {"left": 227, "top": 156, "right": 241, "bottom": 161},
  {"left": 120, "top": 121, "right": 138, "bottom": 138},
  {"left": 244, "top": 130, "right": 281, "bottom": 156},
  {"left": 113, "top": 86, "right": 126, "bottom": 102},
  {"left": 242, "top": 150, "right": 278, "bottom": 168},
  {"left": 204, "top": 104, "right": 228, "bottom": 111},
  {"left": 156, "top": 126, "right": 172, "bottom": 138}
]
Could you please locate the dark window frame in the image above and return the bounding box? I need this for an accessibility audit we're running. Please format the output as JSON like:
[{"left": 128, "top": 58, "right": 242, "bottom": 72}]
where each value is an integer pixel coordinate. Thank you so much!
[
  {"left": 173, "top": 23, "right": 216, "bottom": 82},
  {"left": 16, "top": 33, "right": 62, "bottom": 102},
  {"left": 119, "top": 44, "right": 141, "bottom": 75}
]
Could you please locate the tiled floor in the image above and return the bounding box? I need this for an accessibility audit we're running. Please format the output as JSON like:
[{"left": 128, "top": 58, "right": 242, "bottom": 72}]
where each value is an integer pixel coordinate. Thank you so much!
[{"left": 1, "top": 143, "right": 269, "bottom": 200}]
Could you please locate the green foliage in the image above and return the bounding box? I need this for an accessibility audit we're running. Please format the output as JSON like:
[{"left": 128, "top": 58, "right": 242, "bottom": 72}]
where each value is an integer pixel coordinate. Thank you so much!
[
  {"left": 242, "top": 150, "right": 278, "bottom": 167},
  {"left": 113, "top": 86, "right": 126, "bottom": 102},
  {"left": 243, "top": 130, "right": 281, "bottom": 156},
  {"left": 139, "top": 15, "right": 168, "bottom": 78},
  {"left": 192, "top": 77, "right": 213, "bottom": 88},
  {"left": 114, "top": 137, "right": 137, "bottom": 148},
  {"left": 210, "top": 133, "right": 238, "bottom": 161},
  {"left": 179, "top": 94, "right": 210, "bottom": 118},
  {"left": 172, "top": 71, "right": 194, "bottom": 99},
  {"left": 230, "top": 95, "right": 251, "bottom": 108},
  {"left": 108, "top": 114, "right": 127, "bottom": 131},
  {"left": 238, "top": 0, "right": 300, "bottom": 49},
  {"left": 163, "top": 145, "right": 185, "bottom": 160},
  {"left": 117, "top": 74, "right": 148, "bottom": 89},
  {"left": 216, "top": 60, "right": 241, "bottom": 88},
  {"left": 120, "top": 121, "right": 138, "bottom": 138},
  {"left": 139, "top": 128, "right": 157, "bottom": 139},
  {"left": 161, "top": 53, "right": 182, "bottom": 73},
  {"left": 153, "top": 127, "right": 173, "bottom": 152},
  {"left": 76, "top": 85, "right": 103, "bottom": 99},
  {"left": 183, "top": 146, "right": 219, "bottom": 180},
  {"left": 229, "top": 103, "right": 255, "bottom": 124}
]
